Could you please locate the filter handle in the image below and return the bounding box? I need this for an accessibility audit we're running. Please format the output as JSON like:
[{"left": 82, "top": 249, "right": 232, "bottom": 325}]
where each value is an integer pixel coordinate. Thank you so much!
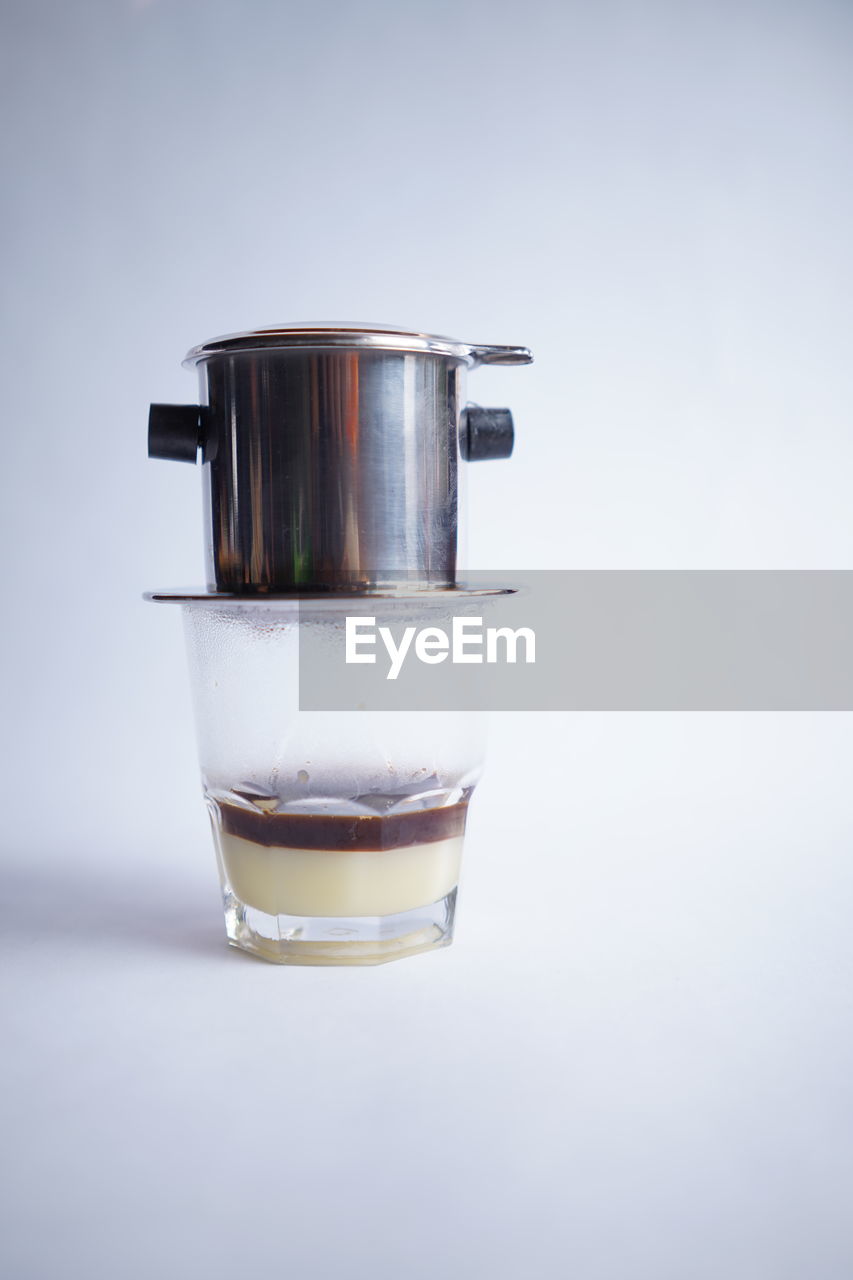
[
  {"left": 148, "top": 404, "right": 203, "bottom": 463},
  {"left": 461, "top": 406, "right": 515, "bottom": 461}
]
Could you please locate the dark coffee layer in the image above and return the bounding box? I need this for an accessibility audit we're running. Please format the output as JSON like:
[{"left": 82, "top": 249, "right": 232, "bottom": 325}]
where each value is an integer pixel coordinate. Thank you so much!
[{"left": 217, "top": 799, "right": 470, "bottom": 851}]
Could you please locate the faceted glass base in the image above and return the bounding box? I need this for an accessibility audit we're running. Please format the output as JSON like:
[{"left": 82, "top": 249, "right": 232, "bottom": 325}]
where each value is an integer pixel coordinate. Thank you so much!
[{"left": 222, "top": 886, "right": 457, "bottom": 966}]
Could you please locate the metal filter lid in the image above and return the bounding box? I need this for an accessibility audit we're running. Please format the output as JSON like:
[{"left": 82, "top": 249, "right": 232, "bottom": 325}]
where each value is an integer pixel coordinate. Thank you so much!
[{"left": 183, "top": 322, "right": 533, "bottom": 369}]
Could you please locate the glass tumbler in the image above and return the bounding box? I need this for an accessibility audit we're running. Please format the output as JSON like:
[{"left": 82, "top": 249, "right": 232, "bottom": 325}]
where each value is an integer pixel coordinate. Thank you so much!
[{"left": 180, "top": 600, "right": 487, "bottom": 965}]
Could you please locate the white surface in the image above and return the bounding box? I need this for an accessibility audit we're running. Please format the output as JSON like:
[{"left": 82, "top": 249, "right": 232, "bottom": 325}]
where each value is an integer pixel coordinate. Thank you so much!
[
  {"left": 2, "top": 0, "right": 853, "bottom": 1276},
  {"left": 5, "top": 715, "right": 853, "bottom": 1279}
]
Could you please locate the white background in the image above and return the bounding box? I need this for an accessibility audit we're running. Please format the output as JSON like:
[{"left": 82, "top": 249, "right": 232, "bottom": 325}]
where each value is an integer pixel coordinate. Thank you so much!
[{"left": 2, "top": 1, "right": 853, "bottom": 1276}]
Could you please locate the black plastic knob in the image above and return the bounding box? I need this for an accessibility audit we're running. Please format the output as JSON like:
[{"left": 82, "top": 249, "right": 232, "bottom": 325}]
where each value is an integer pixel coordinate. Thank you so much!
[
  {"left": 461, "top": 406, "right": 515, "bottom": 461},
  {"left": 148, "top": 404, "right": 203, "bottom": 463}
]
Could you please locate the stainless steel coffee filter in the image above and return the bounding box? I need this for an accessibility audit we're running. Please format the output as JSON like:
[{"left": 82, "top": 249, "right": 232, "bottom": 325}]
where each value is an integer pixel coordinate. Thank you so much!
[{"left": 149, "top": 324, "right": 532, "bottom": 592}]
